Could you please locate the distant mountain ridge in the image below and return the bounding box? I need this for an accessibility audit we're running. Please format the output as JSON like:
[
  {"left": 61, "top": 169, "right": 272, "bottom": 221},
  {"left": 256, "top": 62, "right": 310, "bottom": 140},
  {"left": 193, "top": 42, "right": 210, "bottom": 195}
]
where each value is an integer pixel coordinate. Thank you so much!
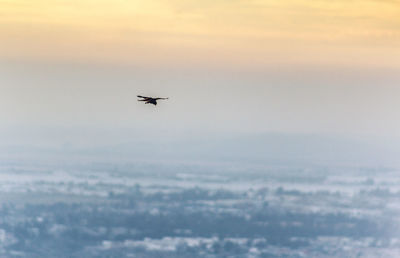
[{"left": 3, "top": 133, "right": 396, "bottom": 167}]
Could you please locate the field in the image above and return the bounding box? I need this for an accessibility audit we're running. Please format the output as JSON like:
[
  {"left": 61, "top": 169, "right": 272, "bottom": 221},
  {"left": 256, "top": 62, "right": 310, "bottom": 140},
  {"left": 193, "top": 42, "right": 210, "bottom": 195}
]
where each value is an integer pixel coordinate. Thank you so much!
[{"left": 0, "top": 158, "right": 399, "bottom": 257}]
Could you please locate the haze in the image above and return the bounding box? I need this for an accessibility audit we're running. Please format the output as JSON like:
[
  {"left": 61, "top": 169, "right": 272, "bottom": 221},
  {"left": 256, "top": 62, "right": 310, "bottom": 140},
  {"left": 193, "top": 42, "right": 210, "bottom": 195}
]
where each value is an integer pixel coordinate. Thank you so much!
[{"left": 0, "top": 0, "right": 399, "bottom": 153}]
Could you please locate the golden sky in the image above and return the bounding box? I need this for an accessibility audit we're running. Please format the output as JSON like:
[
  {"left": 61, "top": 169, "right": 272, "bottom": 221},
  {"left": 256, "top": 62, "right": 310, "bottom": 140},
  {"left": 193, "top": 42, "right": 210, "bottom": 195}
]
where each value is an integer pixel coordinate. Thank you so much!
[
  {"left": 0, "top": 0, "right": 399, "bottom": 68},
  {"left": 1, "top": 0, "right": 400, "bottom": 139}
]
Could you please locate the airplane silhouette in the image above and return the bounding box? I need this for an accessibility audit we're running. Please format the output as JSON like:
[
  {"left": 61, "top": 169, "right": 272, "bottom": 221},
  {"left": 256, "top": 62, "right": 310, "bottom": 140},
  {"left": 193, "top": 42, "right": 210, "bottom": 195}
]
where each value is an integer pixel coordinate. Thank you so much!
[{"left": 137, "top": 95, "right": 169, "bottom": 106}]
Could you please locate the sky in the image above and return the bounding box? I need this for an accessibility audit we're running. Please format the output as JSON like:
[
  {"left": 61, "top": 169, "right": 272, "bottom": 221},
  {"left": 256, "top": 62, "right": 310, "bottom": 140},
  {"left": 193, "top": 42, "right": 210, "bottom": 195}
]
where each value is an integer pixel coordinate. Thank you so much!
[
  {"left": 0, "top": 0, "right": 399, "bottom": 67},
  {"left": 0, "top": 0, "right": 399, "bottom": 147}
]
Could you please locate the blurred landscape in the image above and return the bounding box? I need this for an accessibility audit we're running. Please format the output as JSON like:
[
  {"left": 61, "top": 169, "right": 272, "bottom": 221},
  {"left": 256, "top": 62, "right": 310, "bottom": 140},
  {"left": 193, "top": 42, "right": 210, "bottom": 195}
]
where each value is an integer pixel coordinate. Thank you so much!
[
  {"left": 1, "top": 0, "right": 399, "bottom": 257},
  {"left": 1, "top": 134, "right": 400, "bottom": 258}
]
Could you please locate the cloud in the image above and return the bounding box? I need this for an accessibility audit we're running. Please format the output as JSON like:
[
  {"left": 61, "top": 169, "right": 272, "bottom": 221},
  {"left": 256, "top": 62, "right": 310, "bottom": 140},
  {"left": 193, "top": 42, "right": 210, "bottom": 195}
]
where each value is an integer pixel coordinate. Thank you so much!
[{"left": 0, "top": 0, "right": 398, "bottom": 68}]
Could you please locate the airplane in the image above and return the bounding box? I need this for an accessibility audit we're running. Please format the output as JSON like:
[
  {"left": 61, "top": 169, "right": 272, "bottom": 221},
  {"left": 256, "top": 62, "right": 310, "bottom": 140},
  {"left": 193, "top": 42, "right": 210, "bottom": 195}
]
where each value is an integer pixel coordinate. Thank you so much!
[{"left": 137, "top": 95, "right": 169, "bottom": 106}]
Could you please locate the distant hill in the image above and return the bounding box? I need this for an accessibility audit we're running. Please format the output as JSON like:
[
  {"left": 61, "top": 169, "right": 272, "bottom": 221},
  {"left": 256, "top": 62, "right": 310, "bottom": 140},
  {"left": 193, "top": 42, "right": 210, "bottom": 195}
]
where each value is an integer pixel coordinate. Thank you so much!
[{"left": 1, "top": 132, "right": 398, "bottom": 167}]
